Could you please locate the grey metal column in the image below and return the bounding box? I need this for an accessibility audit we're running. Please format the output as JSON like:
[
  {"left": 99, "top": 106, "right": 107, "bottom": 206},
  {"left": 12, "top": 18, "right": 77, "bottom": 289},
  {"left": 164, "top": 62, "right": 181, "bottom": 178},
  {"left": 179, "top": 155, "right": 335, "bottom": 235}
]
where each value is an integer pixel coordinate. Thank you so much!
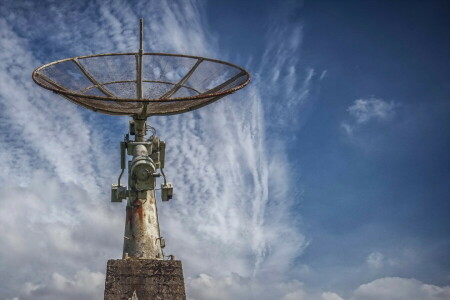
[
  {"left": 122, "top": 189, "right": 163, "bottom": 259},
  {"left": 121, "top": 19, "right": 163, "bottom": 260},
  {"left": 122, "top": 118, "right": 163, "bottom": 259}
]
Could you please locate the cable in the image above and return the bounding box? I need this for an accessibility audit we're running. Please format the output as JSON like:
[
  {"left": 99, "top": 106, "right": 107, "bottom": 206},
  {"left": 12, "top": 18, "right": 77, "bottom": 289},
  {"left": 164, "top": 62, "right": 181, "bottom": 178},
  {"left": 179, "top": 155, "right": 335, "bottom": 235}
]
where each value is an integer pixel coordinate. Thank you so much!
[
  {"left": 161, "top": 168, "right": 167, "bottom": 185},
  {"left": 146, "top": 124, "right": 157, "bottom": 139},
  {"left": 117, "top": 168, "right": 124, "bottom": 186}
]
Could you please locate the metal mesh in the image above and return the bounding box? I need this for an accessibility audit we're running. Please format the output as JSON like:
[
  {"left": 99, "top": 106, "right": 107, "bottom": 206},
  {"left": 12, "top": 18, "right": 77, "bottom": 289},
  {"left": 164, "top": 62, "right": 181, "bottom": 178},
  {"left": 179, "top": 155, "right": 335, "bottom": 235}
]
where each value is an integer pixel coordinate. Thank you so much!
[{"left": 33, "top": 53, "right": 250, "bottom": 116}]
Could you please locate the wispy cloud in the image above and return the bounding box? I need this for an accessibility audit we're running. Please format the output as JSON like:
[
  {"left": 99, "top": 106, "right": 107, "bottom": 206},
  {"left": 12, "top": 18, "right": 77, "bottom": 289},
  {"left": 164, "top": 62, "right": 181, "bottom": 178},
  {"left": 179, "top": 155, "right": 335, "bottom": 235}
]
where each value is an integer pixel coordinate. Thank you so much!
[
  {"left": 366, "top": 251, "right": 397, "bottom": 269},
  {"left": 259, "top": 23, "right": 317, "bottom": 134},
  {"left": 12, "top": 269, "right": 105, "bottom": 300},
  {"left": 0, "top": 16, "right": 124, "bottom": 300},
  {"left": 342, "top": 97, "right": 397, "bottom": 135},
  {"left": 348, "top": 98, "right": 396, "bottom": 124}
]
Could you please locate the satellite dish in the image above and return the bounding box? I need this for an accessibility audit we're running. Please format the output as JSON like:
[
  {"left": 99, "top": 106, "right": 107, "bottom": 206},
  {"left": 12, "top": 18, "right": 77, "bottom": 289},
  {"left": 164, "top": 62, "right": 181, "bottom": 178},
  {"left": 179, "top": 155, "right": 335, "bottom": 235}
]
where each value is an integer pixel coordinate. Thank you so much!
[
  {"left": 32, "top": 19, "right": 250, "bottom": 265},
  {"left": 32, "top": 49, "right": 250, "bottom": 117}
]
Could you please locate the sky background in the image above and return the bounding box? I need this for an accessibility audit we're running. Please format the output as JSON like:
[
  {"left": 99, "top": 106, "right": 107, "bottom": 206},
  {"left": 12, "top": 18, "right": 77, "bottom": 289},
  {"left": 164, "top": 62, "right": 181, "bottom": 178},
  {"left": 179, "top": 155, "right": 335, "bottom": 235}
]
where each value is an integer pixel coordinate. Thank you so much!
[{"left": 0, "top": 0, "right": 449, "bottom": 299}]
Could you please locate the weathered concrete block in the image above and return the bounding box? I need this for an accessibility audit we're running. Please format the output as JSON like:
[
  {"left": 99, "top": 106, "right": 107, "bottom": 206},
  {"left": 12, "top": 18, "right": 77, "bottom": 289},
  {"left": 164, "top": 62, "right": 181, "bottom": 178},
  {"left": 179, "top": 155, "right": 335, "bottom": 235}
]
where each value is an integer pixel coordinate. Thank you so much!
[{"left": 104, "top": 259, "right": 186, "bottom": 300}]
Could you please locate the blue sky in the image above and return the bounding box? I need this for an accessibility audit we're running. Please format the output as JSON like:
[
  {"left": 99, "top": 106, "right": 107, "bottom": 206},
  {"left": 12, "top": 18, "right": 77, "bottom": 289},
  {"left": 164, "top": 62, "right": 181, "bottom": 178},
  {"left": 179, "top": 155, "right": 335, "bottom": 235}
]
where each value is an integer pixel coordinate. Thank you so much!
[{"left": 0, "top": 0, "right": 449, "bottom": 299}]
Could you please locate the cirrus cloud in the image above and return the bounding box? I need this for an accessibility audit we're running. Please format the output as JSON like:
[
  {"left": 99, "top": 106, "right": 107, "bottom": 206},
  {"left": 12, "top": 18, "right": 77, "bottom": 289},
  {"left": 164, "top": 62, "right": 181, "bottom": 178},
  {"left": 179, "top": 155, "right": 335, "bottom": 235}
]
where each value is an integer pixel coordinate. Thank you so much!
[{"left": 342, "top": 97, "right": 398, "bottom": 135}]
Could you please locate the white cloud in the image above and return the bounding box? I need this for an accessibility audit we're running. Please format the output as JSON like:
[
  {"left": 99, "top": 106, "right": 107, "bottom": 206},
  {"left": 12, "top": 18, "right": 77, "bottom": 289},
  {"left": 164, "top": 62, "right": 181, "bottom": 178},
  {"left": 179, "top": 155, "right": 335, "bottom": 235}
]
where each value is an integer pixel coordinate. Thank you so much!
[
  {"left": 366, "top": 251, "right": 385, "bottom": 269},
  {"left": 340, "top": 122, "right": 353, "bottom": 135},
  {"left": 342, "top": 97, "right": 397, "bottom": 136},
  {"left": 187, "top": 275, "right": 346, "bottom": 300},
  {"left": 276, "top": 280, "right": 310, "bottom": 300},
  {"left": 347, "top": 97, "right": 396, "bottom": 124},
  {"left": 259, "top": 4, "right": 318, "bottom": 134},
  {"left": 13, "top": 269, "right": 105, "bottom": 300},
  {"left": 0, "top": 15, "right": 123, "bottom": 300},
  {"left": 350, "top": 277, "right": 450, "bottom": 300},
  {"left": 366, "top": 251, "right": 398, "bottom": 270},
  {"left": 321, "top": 292, "right": 345, "bottom": 300},
  {"left": 319, "top": 70, "right": 328, "bottom": 80},
  {"left": 187, "top": 273, "right": 258, "bottom": 300}
]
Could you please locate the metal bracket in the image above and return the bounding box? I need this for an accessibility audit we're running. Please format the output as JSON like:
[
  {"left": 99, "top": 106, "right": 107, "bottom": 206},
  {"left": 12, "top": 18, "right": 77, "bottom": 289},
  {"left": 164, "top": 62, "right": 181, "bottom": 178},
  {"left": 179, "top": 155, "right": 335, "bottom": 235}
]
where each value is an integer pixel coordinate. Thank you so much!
[
  {"left": 161, "top": 183, "right": 173, "bottom": 201},
  {"left": 111, "top": 184, "right": 128, "bottom": 202}
]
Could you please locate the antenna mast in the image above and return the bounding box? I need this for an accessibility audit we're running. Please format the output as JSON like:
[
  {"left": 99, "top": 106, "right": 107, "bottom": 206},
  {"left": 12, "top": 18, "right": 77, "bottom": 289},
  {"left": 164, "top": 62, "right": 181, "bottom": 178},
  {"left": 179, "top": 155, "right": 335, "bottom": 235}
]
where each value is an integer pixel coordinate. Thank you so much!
[{"left": 137, "top": 18, "right": 144, "bottom": 101}]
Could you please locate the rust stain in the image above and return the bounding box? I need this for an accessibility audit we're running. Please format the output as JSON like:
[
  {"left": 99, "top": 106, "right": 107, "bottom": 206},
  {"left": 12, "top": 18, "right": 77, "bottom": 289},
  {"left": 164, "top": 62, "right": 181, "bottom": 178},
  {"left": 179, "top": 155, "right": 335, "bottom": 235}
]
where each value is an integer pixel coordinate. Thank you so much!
[
  {"left": 136, "top": 204, "right": 144, "bottom": 222},
  {"left": 135, "top": 198, "right": 144, "bottom": 222},
  {"left": 126, "top": 198, "right": 145, "bottom": 227}
]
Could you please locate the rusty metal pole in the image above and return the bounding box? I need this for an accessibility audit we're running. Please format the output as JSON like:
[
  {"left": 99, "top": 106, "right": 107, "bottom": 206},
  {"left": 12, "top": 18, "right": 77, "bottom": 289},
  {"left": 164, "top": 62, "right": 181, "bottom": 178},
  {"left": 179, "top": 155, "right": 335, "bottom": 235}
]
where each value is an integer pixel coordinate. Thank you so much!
[
  {"left": 122, "top": 19, "right": 163, "bottom": 260},
  {"left": 122, "top": 133, "right": 163, "bottom": 259},
  {"left": 122, "top": 188, "right": 163, "bottom": 259}
]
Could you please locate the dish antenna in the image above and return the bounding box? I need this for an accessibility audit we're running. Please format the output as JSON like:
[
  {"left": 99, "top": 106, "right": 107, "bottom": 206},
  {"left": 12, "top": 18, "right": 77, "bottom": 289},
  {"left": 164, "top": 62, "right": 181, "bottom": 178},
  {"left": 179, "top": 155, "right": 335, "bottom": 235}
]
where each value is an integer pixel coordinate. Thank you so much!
[{"left": 32, "top": 19, "right": 250, "bottom": 260}]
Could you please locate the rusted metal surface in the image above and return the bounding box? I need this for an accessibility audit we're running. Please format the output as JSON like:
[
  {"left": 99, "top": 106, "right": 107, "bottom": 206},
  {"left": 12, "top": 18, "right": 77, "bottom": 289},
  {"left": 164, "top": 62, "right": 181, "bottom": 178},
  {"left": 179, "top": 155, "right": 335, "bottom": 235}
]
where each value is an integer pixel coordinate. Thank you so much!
[
  {"left": 123, "top": 190, "right": 163, "bottom": 259},
  {"left": 123, "top": 126, "right": 163, "bottom": 259}
]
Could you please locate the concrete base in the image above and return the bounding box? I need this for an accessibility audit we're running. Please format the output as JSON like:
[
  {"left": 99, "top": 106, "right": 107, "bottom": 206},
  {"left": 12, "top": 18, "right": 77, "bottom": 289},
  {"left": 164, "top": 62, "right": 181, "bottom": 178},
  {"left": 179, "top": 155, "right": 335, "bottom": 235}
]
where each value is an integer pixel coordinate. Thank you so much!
[{"left": 104, "top": 259, "right": 186, "bottom": 300}]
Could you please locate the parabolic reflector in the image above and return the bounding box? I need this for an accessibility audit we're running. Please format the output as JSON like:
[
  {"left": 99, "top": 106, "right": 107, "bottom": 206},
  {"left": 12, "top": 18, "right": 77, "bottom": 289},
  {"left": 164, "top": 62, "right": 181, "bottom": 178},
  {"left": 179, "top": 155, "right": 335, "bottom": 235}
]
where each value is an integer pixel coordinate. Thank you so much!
[{"left": 32, "top": 53, "right": 250, "bottom": 116}]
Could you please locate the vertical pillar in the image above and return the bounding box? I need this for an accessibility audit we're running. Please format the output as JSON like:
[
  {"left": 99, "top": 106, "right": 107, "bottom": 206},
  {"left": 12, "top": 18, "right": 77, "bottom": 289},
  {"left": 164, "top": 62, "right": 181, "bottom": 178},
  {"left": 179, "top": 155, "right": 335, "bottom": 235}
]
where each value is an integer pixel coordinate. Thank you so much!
[
  {"left": 105, "top": 17, "right": 186, "bottom": 296},
  {"left": 122, "top": 190, "right": 163, "bottom": 259}
]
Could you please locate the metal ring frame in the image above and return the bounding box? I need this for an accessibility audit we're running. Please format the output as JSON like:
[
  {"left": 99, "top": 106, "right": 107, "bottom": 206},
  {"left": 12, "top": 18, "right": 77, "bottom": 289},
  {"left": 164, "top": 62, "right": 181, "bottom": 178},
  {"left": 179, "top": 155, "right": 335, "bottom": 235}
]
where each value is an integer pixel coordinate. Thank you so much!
[{"left": 32, "top": 53, "right": 250, "bottom": 100}]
